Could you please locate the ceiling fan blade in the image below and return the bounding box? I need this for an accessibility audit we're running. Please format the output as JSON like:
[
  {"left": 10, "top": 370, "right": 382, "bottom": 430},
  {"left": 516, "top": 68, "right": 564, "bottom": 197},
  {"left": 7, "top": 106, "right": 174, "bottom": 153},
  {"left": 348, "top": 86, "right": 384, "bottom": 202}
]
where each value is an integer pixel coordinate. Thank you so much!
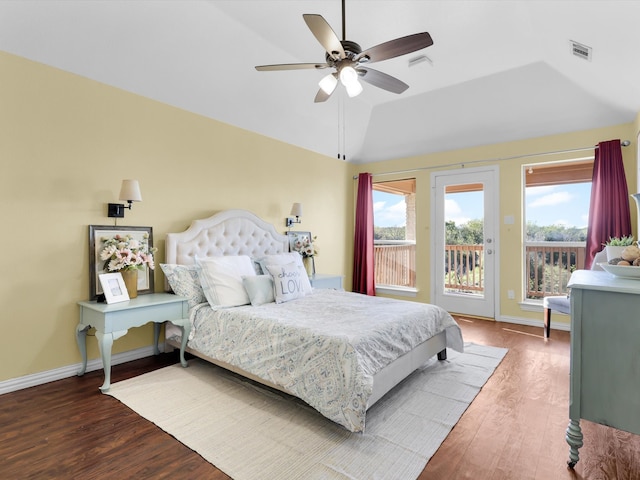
[
  {"left": 358, "top": 67, "right": 409, "bottom": 94},
  {"left": 303, "top": 14, "right": 345, "bottom": 61},
  {"left": 314, "top": 87, "right": 334, "bottom": 103},
  {"left": 255, "top": 63, "right": 329, "bottom": 71},
  {"left": 356, "top": 32, "right": 433, "bottom": 64}
]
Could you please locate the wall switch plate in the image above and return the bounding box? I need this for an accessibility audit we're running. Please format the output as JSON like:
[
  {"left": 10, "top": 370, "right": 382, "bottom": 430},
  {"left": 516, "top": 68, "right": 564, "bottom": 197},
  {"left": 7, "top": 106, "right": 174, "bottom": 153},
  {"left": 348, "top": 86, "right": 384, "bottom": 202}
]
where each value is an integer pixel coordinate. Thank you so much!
[{"left": 507, "top": 289, "right": 515, "bottom": 299}]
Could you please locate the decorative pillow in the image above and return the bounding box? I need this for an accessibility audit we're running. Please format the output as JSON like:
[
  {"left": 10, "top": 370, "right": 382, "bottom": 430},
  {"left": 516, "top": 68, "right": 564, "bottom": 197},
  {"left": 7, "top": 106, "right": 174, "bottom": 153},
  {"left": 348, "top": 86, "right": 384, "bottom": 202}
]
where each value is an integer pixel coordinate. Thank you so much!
[
  {"left": 257, "top": 253, "right": 312, "bottom": 294},
  {"left": 255, "top": 252, "right": 299, "bottom": 274},
  {"left": 160, "top": 263, "right": 206, "bottom": 309},
  {"left": 265, "top": 262, "right": 306, "bottom": 304},
  {"left": 196, "top": 255, "right": 256, "bottom": 307},
  {"left": 242, "top": 275, "right": 275, "bottom": 306},
  {"left": 250, "top": 258, "right": 264, "bottom": 275}
]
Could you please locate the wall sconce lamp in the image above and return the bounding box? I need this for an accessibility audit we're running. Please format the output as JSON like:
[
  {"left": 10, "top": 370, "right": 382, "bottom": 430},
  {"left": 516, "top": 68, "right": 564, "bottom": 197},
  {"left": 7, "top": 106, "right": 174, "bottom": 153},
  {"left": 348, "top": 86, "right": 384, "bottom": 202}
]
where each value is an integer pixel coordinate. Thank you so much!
[
  {"left": 107, "top": 179, "right": 143, "bottom": 218},
  {"left": 286, "top": 203, "right": 303, "bottom": 228}
]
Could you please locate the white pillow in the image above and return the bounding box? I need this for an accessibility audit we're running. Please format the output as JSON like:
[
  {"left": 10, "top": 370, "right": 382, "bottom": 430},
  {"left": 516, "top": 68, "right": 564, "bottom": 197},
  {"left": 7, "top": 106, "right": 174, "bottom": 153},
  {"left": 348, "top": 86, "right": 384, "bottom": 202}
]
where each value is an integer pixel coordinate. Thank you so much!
[
  {"left": 257, "top": 253, "right": 312, "bottom": 294},
  {"left": 265, "top": 262, "right": 306, "bottom": 304},
  {"left": 160, "top": 263, "right": 206, "bottom": 309},
  {"left": 196, "top": 255, "right": 256, "bottom": 307},
  {"left": 242, "top": 275, "right": 275, "bottom": 306},
  {"left": 256, "top": 252, "right": 299, "bottom": 273}
]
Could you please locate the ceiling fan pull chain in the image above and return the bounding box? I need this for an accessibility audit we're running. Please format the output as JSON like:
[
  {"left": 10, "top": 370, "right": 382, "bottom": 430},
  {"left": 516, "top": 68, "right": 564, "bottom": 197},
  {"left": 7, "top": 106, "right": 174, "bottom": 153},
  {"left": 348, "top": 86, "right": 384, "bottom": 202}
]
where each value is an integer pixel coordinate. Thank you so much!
[
  {"left": 343, "top": 96, "right": 347, "bottom": 160},
  {"left": 337, "top": 93, "right": 342, "bottom": 159},
  {"left": 339, "top": 93, "right": 347, "bottom": 161}
]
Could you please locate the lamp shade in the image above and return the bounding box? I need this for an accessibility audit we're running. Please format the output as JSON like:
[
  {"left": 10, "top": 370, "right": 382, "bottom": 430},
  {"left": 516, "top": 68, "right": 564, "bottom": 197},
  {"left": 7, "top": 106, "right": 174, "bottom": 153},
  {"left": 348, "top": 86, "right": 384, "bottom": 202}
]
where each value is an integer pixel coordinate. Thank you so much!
[
  {"left": 318, "top": 73, "right": 338, "bottom": 95},
  {"left": 119, "top": 179, "right": 142, "bottom": 202},
  {"left": 339, "top": 66, "right": 363, "bottom": 98},
  {"left": 345, "top": 79, "right": 363, "bottom": 98},
  {"left": 339, "top": 66, "right": 358, "bottom": 86},
  {"left": 290, "top": 202, "right": 303, "bottom": 217}
]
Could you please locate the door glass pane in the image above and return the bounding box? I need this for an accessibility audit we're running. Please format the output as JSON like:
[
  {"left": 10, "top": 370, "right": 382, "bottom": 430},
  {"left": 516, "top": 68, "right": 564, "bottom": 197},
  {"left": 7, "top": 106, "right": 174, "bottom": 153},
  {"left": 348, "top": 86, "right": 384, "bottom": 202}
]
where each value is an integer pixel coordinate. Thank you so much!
[{"left": 444, "top": 186, "right": 484, "bottom": 297}]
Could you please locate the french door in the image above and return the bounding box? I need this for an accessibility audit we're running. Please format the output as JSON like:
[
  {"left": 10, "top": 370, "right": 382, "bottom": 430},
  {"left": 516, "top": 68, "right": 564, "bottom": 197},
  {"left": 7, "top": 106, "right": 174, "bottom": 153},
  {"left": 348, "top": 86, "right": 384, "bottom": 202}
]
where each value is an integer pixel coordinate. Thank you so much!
[{"left": 431, "top": 166, "right": 498, "bottom": 318}]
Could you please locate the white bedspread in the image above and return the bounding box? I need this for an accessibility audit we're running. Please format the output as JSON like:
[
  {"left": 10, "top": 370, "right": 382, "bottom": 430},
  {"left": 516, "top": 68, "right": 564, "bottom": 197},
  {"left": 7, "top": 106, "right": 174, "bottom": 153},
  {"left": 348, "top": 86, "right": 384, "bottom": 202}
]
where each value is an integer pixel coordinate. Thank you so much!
[{"left": 184, "top": 289, "right": 463, "bottom": 432}]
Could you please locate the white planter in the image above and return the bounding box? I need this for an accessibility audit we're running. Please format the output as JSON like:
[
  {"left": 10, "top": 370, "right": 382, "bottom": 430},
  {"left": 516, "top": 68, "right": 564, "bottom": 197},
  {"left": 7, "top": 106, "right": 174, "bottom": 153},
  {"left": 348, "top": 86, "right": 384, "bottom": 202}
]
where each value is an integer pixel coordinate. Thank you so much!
[{"left": 606, "top": 245, "right": 626, "bottom": 262}]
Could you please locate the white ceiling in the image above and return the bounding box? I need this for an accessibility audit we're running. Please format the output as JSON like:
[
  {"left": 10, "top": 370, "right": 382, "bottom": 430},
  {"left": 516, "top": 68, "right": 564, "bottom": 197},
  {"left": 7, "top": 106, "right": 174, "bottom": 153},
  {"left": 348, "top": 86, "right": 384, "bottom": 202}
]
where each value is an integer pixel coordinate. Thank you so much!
[{"left": 1, "top": 1, "right": 639, "bottom": 164}]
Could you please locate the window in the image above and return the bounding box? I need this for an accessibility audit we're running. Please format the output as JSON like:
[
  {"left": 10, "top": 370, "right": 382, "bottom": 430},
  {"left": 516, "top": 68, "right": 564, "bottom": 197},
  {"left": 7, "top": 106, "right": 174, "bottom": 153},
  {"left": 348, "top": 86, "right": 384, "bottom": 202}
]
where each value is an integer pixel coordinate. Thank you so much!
[
  {"left": 524, "top": 160, "right": 592, "bottom": 300},
  {"left": 373, "top": 179, "right": 417, "bottom": 290}
]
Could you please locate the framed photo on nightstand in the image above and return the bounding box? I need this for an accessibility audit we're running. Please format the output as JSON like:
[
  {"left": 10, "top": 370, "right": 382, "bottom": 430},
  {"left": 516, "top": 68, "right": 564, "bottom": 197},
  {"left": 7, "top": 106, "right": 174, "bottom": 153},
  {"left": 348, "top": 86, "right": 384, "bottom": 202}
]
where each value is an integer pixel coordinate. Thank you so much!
[{"left": 98, "top": 272, "right": 130, "bottom": 304}]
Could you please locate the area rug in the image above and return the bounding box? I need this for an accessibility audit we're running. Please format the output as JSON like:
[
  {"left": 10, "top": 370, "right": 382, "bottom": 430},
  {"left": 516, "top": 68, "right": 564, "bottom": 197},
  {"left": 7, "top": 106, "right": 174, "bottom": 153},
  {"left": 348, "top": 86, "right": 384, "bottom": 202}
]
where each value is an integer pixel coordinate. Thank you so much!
[{"left": 107, "top": 343, "right": 507, "bottom": 480}]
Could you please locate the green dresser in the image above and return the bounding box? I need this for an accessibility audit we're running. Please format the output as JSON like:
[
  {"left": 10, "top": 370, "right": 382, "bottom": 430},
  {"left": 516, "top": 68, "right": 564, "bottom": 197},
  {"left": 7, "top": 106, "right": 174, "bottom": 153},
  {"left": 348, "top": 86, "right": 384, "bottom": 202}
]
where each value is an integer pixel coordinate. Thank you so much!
[{"left": 566, "top": 270, "right": 640, "bottom": 468}]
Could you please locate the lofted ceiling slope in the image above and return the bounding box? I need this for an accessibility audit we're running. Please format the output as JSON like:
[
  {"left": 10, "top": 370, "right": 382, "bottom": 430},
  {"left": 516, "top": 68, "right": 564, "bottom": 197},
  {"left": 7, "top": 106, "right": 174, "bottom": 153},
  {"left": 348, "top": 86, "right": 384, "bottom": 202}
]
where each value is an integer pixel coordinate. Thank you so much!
[{"left": 1, "top": 1, "right": 639, "bottom": 164}]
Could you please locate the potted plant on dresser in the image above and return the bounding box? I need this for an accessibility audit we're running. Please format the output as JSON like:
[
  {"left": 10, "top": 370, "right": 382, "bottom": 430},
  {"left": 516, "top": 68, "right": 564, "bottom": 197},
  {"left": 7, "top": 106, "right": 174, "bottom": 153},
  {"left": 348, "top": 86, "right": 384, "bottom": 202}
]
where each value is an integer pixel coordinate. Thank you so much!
[{"left": 604, "top": 235, "right": 635, "bottom": 262}]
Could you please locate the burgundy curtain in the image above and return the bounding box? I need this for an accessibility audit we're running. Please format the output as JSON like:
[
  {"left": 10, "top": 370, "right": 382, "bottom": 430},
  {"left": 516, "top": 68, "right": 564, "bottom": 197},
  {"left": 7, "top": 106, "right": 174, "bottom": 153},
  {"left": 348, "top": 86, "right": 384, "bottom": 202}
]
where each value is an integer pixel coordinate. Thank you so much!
[
  {"left": 353, "top": 173, "right": 375, "bottom": 295},
  {"left": 585, "top": 139, "right": 631, "bottom": 269}
]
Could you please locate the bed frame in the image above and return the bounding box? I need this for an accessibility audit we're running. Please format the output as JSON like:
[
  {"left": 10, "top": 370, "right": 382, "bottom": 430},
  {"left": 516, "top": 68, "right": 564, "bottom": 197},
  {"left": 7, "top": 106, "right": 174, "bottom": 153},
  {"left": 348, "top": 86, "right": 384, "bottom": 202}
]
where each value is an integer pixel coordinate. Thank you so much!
[{"left": 164, "top": 209, "right": 448, "bottom": 408}]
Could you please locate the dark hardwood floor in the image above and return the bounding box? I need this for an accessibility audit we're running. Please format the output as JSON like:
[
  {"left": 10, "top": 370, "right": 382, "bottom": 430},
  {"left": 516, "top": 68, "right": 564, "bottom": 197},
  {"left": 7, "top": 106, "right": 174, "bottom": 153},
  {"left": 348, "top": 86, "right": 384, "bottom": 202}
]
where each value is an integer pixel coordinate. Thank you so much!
[{"left": 1, "top": 318, "right": 638, "bottom": 479}]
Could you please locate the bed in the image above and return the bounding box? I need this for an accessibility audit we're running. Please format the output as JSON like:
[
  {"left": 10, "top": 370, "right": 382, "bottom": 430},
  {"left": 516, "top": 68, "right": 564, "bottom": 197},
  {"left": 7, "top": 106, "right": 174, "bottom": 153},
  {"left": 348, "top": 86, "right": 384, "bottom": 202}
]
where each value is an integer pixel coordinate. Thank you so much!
[{"left": 163, "top": 209, "right": 464, "bottom": 432}]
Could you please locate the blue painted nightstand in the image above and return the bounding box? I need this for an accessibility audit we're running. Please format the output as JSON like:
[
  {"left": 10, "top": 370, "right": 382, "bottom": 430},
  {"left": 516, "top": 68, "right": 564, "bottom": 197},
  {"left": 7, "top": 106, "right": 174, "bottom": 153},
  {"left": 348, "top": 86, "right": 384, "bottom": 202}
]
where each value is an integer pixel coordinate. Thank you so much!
[
  {"left": 310, "top": 274, "right": 343, "bottom": 290},
  {"left": 76, "top": 293, "right": 190, "bottom": 392}
]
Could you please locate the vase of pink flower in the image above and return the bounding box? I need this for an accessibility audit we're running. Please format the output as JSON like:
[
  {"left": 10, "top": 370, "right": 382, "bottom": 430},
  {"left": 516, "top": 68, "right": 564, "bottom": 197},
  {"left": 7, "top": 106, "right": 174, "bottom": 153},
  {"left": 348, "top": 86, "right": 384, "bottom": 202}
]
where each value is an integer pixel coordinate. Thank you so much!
[
  {"left": 293, "top": 234, "right": 318, "bottom": 277},
  {"left": 99, "top": 233, "right": 156, "bottom": 298}
]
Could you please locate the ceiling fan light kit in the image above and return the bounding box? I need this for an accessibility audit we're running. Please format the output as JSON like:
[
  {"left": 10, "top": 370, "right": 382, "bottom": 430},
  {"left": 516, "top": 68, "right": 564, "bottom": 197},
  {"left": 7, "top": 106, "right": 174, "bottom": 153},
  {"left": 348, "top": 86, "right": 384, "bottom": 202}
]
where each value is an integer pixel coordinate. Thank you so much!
[
  {"left": 255, "top": 0, "right": 433, "bottom": 102},
  {"left": 345, "top": 78, "right": 363, "bottom": 97},
  {"left": 319, "top": 73, "right": 338, "bottom": 95},
  {"left": 339, "top": 65, "right": 363, "bottom": 97}
]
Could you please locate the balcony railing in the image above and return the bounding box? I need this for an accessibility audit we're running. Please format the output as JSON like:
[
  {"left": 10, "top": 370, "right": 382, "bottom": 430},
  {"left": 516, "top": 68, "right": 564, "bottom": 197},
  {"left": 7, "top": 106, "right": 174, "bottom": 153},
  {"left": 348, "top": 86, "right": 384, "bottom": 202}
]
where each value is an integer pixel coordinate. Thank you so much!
[
  {"left": 444, "top": 245, "right": 484, "bottom": 293},
  {"left": 374, "top": 241, "right": 416, "bottom": 287},
  {"left": 525, "top": 241, "right": 585, "bottom": 299},
  {"left": 374, "top": 240, "right": 586, "bottom": 299},
  {"left": 373, "top": 242, "right": 485, "bottom": 291}
]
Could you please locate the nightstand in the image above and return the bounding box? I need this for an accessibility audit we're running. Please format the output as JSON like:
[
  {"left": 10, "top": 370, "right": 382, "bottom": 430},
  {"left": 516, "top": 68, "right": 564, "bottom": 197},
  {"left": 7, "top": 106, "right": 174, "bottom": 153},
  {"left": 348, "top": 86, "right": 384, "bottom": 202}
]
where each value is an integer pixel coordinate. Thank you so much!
[
  {"left": 76, "top": 293, "right": 189, "bottom": 392},
  {"left": 310, "top": 274, "right": 343, "bottom": 290}
]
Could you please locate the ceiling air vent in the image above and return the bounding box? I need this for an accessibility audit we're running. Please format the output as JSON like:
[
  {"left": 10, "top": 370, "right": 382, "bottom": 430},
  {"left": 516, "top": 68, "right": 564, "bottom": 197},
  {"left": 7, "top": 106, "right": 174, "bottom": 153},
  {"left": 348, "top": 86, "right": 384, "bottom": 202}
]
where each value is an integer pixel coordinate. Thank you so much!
[
  {"left": 408, "top": 55, "right": 433, "bottom": 67},
  {"left": 571, "top": 40, "right": 592, "bottom": 61}
]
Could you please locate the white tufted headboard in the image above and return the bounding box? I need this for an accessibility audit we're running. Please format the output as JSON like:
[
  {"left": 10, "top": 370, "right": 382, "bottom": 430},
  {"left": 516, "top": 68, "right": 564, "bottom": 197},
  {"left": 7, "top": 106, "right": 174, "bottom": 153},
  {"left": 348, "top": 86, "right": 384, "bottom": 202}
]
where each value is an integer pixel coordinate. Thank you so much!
[{"left": 165, "top": 209, "right": 289, "bottom": 267}]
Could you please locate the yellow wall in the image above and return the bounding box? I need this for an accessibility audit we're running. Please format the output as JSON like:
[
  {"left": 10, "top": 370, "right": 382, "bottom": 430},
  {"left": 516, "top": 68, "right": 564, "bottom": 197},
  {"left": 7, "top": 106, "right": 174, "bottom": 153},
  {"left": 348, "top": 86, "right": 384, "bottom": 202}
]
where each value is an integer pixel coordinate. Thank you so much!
[
  {"left": 0, "top": 51, "right": 349, "bottom": 383},
  {"left": 2, "top": 47, "right": 639, "bottom": 386},
  {"left": 351, "top": 123, "right": 638, "bottom": 327}
]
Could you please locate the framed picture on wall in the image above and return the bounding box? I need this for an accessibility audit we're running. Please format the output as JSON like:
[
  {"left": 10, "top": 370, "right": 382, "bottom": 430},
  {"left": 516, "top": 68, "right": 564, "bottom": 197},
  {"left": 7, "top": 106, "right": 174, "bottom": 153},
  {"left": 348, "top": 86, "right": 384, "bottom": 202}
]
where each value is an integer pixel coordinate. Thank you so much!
[
  {"left": 88, "top": 225, "right": 155, "bottom": 300},
  {"left": 287, "top": 231, "right": 312, "bottom": 253}
]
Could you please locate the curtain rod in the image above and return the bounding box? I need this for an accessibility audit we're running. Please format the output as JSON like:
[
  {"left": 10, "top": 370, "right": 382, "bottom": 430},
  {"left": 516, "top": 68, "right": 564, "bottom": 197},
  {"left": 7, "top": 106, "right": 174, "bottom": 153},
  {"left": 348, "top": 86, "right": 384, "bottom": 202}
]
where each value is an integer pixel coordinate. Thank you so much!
[{"left": 352, "top": 140, "right": 631, "bottom": 179}]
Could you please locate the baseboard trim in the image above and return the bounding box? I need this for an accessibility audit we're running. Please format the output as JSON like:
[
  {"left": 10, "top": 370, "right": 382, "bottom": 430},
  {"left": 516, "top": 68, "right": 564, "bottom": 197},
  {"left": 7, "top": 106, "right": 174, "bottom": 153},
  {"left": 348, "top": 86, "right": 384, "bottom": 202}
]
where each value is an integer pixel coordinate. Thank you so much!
[
  {"left": 0, "top": 345, "right": 163, "bottom": 395},
  {"left": 498, "top": 314, "right": 570, "bottom": 332}
]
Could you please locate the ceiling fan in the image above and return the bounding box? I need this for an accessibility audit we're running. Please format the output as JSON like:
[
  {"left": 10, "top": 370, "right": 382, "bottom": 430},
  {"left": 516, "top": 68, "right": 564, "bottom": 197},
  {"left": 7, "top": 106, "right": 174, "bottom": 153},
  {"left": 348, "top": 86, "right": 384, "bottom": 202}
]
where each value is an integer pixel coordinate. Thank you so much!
[{"left": 255, "top": 0, "right": 433, "bottom": 103}]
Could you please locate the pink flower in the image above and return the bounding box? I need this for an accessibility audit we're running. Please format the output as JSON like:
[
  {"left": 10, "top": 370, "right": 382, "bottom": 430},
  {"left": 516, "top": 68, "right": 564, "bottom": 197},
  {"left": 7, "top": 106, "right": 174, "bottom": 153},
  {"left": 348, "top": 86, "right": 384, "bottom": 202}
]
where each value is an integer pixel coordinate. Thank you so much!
[{"left": 99, "top": 233, "right": 157, "bottom": 272}]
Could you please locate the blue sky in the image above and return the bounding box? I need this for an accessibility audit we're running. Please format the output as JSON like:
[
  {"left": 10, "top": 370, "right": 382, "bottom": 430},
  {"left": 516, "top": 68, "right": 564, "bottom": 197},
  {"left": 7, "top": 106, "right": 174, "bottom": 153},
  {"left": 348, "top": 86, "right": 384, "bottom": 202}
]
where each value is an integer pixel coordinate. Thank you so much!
[
  {"left": 525, "top": 183, "right": 591, "bottom": 228},
  {"left": 373, "top": 182, "right": 592, "bottom": 228}
]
